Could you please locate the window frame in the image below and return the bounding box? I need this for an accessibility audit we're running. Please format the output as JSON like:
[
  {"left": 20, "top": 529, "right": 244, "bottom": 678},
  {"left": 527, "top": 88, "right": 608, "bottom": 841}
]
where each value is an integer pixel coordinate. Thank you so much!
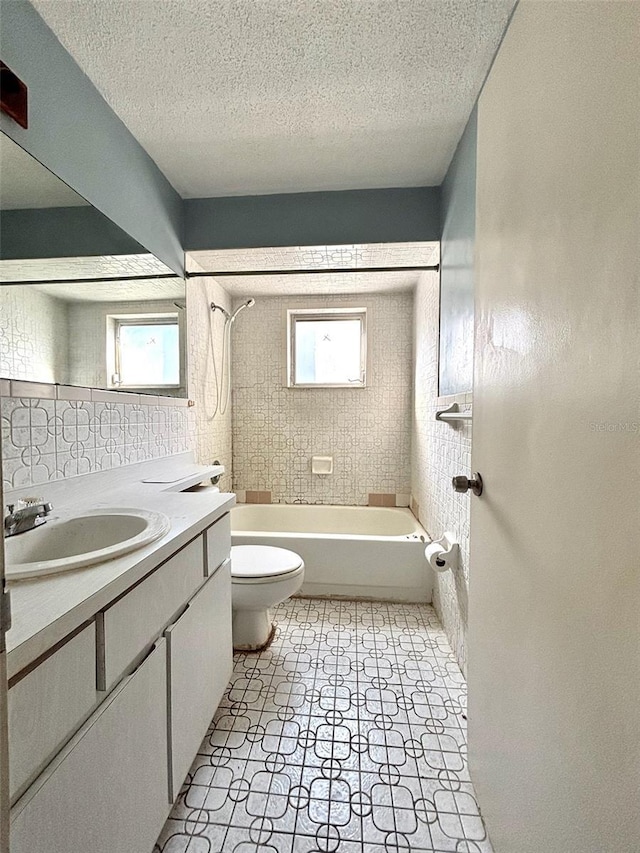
[
  {"left": 287, "top": 307, "right": 368, "bottom": 389},
  {"left": 108, "top": 312, "right": 182, "bottom": 390}
]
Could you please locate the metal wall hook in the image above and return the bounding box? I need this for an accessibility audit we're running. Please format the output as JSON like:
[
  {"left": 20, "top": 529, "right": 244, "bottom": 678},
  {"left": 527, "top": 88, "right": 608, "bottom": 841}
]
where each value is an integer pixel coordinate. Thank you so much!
[{"left": 452, "top": 473, "right": 483, "bottom": 497}]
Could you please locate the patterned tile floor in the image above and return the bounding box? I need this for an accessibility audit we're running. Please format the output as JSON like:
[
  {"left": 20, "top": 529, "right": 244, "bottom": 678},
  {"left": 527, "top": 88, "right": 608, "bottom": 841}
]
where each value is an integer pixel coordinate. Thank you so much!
[{"left": 155, "top": 598, "right": 493, "bottom": 853}]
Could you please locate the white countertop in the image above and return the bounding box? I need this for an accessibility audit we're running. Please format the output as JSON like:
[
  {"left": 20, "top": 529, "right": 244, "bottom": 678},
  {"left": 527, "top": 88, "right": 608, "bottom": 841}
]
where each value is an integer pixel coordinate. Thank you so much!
[{"left": 5, "top": 454, "right": 235, "bottom": 680}]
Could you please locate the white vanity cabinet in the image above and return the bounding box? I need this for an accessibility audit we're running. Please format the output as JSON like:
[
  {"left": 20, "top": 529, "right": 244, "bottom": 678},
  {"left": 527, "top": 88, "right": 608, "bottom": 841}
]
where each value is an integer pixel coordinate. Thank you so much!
[
  {"left": 11, "top": 639, "right": 169, "bottom": 853},
  {"left": 99, "top": 536, "right": 205, "bottom": 690},
  {"left": 9, "top": 511, "right": 233, "bottom": 853},
  {"left": 205, "top": 512, "right": 231, "bottom": 576},
  {"left": 166, "top": 558, "right": 232, "bottom": 799},
  {"left": 8, "top": 623, "right": 97, "bottom": 802}
]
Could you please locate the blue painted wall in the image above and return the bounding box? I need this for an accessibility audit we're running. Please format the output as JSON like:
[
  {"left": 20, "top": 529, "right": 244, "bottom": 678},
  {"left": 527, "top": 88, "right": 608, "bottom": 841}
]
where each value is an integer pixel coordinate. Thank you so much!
[
  {"left": 184, "top": 187, "right": 441, "bottom": 250},
  {"left": 0, "top": 206, "right": 144, "bottom": 260},
  {"left": 0, "top": 0, "right": 184, "bottom": 275},
  {"left": 438, "top": 107, "right": 477, "bottom": 395}
]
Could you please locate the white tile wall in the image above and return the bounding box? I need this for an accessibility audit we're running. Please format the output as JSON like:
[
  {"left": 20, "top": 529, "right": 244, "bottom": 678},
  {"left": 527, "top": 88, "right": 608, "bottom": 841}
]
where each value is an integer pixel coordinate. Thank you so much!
[
  {"left": 186, "top": 274, "right": 233, "bottom": 493},
  {"left": 0, "top": 284, "right": 69, "bottom": 383},
  {"left": 1, "top": 392, "right": 195, "bottom": 491},
  {"left": 411, "top": 272, "right": 472, "bottom": 673},
  {"left": 231, "top": 292, "right": 413, "bottom": 505}
]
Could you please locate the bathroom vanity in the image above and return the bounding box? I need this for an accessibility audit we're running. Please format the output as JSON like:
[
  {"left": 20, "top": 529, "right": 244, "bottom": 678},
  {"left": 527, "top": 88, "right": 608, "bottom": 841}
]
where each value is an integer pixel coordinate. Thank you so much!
[{"left": 4, "top": 455, "right": 234, "bottom": 853}]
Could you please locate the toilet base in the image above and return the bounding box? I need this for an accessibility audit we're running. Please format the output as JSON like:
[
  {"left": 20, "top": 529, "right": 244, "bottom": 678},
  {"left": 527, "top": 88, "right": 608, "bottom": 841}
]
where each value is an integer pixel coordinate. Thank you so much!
[
  {"left": 232, "top": 607, "right": 274, "bottom": 651},
  {"left": 233, "top": 622, "right": 276, "bottom": 653}
]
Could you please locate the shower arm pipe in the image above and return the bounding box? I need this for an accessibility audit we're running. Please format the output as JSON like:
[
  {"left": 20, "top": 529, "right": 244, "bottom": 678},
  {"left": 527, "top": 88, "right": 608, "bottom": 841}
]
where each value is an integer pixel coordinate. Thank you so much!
[
  {"left": 210, "top": 301, "right": 231, "bottom": 320},
  {"left": 211, "top": 297, "right": 255, "bottom": 321},
  {"left": 186, "top": 263, "right": 439, "bottom": 278}
]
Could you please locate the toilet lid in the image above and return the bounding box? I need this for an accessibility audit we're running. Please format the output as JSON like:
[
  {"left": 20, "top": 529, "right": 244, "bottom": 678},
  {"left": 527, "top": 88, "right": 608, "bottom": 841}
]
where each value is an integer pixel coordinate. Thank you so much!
[{"left": 231, "top": 545, "right": 303, "bottom": 579}]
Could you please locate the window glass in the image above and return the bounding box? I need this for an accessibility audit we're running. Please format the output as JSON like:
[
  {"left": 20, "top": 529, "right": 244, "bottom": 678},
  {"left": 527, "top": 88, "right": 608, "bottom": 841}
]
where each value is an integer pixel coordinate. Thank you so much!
[
  {"left": 118, "top": 321, "right": 179, "bottom": 386},
  {"left": 289, "top": 310, "right": 366, "bottom": 387}
]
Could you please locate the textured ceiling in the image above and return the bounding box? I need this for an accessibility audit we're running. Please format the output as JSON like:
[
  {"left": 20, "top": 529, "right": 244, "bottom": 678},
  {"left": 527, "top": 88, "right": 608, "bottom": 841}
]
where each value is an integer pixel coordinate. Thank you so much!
[
  {"left": 187, "top": 241, "right": 437, "bottom": 295},
  {"left": 201, "top": 270, "right": 422, "bottom": 297},
  {"left": 0, "top": 133, "right": 87, "bottom": 209},
  {"left": 31, "top": 278, "right": 185, "bottom": 303},
  {"left": 31, "top": 0, "right": 515, "bottom": 197},
  {"left": 0, "top": 254, "right": 178, "bottom": 283}
]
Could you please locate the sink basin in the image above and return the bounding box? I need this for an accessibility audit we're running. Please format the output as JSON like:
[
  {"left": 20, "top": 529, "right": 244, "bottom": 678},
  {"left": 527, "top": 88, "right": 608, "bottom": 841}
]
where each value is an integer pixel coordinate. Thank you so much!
[{"left": 5, "top": 508, "right": 171, "bottom": 580}]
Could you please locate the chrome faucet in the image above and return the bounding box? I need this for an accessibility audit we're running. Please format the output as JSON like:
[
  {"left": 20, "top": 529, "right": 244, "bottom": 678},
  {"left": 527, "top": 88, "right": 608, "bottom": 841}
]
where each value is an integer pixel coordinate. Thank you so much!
[{"left": 4, "top": 501, "right": 53, "bottom": 537}]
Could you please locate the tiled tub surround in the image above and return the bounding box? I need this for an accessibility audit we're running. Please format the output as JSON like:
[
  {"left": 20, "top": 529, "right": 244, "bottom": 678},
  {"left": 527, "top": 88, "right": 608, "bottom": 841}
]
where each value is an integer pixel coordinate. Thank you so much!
[
  {"left": 1, "top": 383, "right": 195, "bottom": 491},
  {"left": 186, "top": 269, "right": 233, "bottom": 494},
  {"left": 411, "top": 274, "right": 472, "bottom": 674},
  {"left": 0, "top": 283, "right": 69, "bottom": 383},
  {"left": 156, "top": 597, "right": 492, "bottom": 853},
  {"left": 231, "top": 293, "right": 413, "bottom": 506}
]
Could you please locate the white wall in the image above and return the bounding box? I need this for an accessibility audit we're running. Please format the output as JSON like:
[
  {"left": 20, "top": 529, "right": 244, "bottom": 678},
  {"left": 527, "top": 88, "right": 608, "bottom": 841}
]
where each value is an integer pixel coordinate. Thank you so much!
[
  {"left": 232, "top": 292, "right": 413, "bottom": 505},
  {"left": 469, "top": 2, "right": 640, "bottom": 851},
  {"left": 411, "top": 272, "right": 473, "bottom": 671},
  {"left": 185, "top": 270, "right": 233, "bottom": 494},
  {"left": 0, "top": 285, "right": 69, "bottom": 384}
]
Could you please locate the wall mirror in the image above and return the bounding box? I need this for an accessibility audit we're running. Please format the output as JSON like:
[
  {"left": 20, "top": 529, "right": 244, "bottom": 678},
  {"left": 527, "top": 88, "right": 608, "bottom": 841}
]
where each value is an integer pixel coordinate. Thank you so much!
[{"left": 0, "top": 133, "right": 187, "bottom": 397}]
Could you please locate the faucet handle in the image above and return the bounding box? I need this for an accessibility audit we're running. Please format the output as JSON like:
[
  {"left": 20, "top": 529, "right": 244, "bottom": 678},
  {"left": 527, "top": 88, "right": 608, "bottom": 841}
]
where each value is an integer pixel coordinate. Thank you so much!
[{"left": 6, "top": 505, "right": 14, "bottom": 514}]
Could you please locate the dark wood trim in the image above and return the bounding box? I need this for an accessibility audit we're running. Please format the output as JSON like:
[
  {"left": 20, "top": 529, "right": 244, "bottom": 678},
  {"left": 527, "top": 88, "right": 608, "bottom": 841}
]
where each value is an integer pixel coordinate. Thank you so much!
[{"left": 0, "top": 62, "right": 28, "bottom": 129}]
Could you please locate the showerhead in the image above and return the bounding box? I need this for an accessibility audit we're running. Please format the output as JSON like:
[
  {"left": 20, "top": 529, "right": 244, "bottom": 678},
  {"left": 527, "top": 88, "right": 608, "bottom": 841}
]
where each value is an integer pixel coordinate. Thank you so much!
[{"left": 230, "top": 297, "right": 256, "bottom": 322}]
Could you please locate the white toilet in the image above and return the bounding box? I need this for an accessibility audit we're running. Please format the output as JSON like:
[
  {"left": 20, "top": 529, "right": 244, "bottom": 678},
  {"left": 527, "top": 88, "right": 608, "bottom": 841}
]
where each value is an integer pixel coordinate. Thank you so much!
[{"left": 230, "top": 545, "right": 305, "bottom": 650}]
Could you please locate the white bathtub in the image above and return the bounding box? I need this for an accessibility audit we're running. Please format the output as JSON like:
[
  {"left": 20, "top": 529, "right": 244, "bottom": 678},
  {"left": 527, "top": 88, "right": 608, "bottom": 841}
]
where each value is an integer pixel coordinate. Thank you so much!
[{"left": 231, "top": 504, "right": 433, "bottom": 602}]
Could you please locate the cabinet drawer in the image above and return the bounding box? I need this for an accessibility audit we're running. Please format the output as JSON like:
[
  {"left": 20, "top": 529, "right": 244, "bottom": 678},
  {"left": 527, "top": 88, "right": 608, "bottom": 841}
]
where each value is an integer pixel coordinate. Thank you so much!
[
  {"left": 8, "top": 623, "right": 96, "bottom": 802},
  {"left": 205, "top": 512, "right": 231, "bottom": 576},
  {"left": 101, "top": 536, "right": 203, "bottom": 689},
  {"left": 166, "top": 558, "right": 232, "bottom": 800},
  {"left": 11, "top": 640, "right": 169, "bottom": 853}
]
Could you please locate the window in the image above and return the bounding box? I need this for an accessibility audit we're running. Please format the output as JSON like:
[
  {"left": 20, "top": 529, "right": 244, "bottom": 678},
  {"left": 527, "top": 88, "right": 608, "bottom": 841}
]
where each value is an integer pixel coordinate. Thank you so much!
[
  {"left": 287, "top": 308, "right": 367, "bottom": 388},
  {"left": 109, "top": 314, "right": 180, "bottom": 388}
]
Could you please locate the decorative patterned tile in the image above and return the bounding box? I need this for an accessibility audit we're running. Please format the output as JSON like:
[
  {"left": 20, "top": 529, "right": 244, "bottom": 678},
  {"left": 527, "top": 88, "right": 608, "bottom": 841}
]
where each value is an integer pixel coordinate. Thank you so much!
[
  {"left": 1, "top": 391, "right": 193, "bottom": 490},
  {"left": 155, "top": 599, "right": 492, "bottom": 853},
  {"left": 231, "top": 293, "right": 413, "bottom": 506}
]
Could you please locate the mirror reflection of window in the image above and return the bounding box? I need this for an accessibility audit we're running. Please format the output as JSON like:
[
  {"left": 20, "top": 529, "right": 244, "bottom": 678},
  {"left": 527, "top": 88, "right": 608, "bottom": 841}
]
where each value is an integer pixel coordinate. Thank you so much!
[
  {"left": 0, "top": 132, "right": 187, "bottom": 398},
  {"left": 111, "top": 315, "right": 180, "bottom": 389}
]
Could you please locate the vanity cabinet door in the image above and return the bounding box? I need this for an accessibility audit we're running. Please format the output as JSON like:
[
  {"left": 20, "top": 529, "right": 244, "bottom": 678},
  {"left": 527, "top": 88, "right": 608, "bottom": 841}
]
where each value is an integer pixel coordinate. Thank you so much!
[
  {"left": 100, "top": 536, "right": 204, "bottom": 689},
  {"left": 166, "top": 558, "right": 232, "bottom": 800},
  {"left": 8, "top": 623, "right": 96, "bottom": 802},
  {"left": 205, "top": 511, "right": 231, "bottom": 576},
  {"left": 10, "top": 639, "right": 169, "bottom": 853}
]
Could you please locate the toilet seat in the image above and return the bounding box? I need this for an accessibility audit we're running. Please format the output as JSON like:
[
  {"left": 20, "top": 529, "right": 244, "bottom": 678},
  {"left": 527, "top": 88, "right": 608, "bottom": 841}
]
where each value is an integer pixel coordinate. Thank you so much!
[{"left": 231, "top": 545, "right": 304, "bottom": 581}]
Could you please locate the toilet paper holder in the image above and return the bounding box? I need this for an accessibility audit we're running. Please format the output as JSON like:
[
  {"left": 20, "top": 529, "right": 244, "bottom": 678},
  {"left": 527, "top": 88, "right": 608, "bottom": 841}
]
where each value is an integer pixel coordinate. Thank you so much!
[{"left": 425, "top": 531, "right": 459, "bottom": 572}]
